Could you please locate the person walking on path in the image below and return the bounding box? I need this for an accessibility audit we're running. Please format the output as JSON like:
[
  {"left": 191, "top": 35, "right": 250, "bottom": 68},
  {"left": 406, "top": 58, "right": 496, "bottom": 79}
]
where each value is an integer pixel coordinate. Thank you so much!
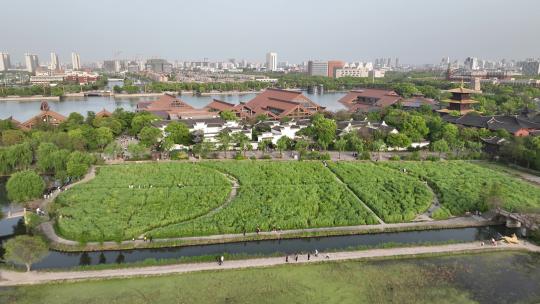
[
  {"left": 307, "top": 253, "right": 311, "bottom": 260},
  {"left": 295, "top": 254, "right": 298, "bottom": 262},
  {"left": 314, "top": 249, "right": 319, "bottom": 257},
  {"left": 220, "top": 256, "right": 224, "bottom": 265},
  {"left": 285, "top": 255, "right": 289, "bottom": 263}
]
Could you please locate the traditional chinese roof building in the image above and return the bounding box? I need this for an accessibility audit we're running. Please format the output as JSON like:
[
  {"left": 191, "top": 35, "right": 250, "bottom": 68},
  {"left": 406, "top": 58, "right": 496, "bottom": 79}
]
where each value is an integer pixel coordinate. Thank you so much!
[
  {"left": 96, "top": 108, "right": 113, "bottom": 118},
  {"left": 339, "top": 89, "right": 401, "bottom": 112},
  {"left": 204, "top": 89, "right": 323, "bottom": 120},
  {"left": 20, "top": 101, "right": 66, "bottom": 130},
  {"left": 438, "top": 86, "right": 481, "bottom": 115},
  {"left": 443, "top": 113, "right": 540, "bottom": 136},
  {"left": 137, "top": 94, "right": 217, "bottom": 120}
]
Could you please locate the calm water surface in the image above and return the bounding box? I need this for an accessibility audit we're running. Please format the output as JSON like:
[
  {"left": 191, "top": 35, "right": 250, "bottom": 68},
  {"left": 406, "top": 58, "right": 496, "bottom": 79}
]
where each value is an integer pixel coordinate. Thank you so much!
[{"left": 0, "top": 92, "right": 347, "bottom": 121}]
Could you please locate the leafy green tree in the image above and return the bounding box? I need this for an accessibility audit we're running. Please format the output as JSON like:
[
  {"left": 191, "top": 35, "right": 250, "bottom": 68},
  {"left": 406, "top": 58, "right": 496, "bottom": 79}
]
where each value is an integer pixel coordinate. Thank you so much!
[
  {"left": 371, "top": 140, "right": 386, "bottom": 161},
  {"left": 294, "top": 139, "right": 309, "bottom": 155},
  {"left": 335, "top": 137, "right": 347, "bottom": 159},
  {"left": 432, "top": 139, "right": 450, "bottom": 158},
  {"left": 3, "top": 142, "right": 33, "bottom": 172},
  {"left": 233, "top": 132, "right": 251, "bottom": 157},
  {"left": 165, "top": 122, "right": 191, "bottom": 145},
  {"left": 403, "top": 115, "right": 429, "bottom": 142},
  {"left": 36, "top": 142, "right": 59, "bottom": 173},
  {"left": 67, "top": 128, "right": 87, "bottom": 151},
  {"left": 192, "top": 140, "right": 215, "bottom": 159},
  {"left": 103, "top": 141, "right": 122, "bottom": 159},
  {"left": 67, "top": 151, "right": 94, "bottom": 179},
  {"left": 217, "top": 130, "right": 232, "bottom": 158},
  {"left": 95, "top": 127, "right": 113, "bottom": 150},
  {"left": 1, "top": 129, "right": 25, "bottom": 146},
  {"left": 311, "top": 114, "right": 337, "bottom": 150},
  {"left": 6, "top": 170, "right": 45, "bottom": 203},
  {"left": 386, "top": 133, "right": 411, "bottom": 149},
  {"left": 61, "top": 112, "right": 85, "bottom": 131},
  {"left": 441, "top": 124, "right": 459, "bottom": 147},
  {"left": 138, "top": 126, "right": 161, "bottom": 148},
  {"left": 258, "top": 139, "right": 272, "bottom": 155},
  {"left": 130, "top": 112, "right": 160, "bottom": 135},
  {"left": 219, "top": 110, "right": 237, "bottom": 121},
  {"left": 93, "top": 117, "right": 123, "bottom": 135},
  {"left": 127, "top": 143, "right": 147, "bottom": 159},
  {"left": 276, "top": 136, "right": 291, "bottom": 157},
  {"left": 3, "top": 235, "right": 49, "bottom": 272},
  {"left": 160, "top": 136, "right": 175, "bottom": 152}
]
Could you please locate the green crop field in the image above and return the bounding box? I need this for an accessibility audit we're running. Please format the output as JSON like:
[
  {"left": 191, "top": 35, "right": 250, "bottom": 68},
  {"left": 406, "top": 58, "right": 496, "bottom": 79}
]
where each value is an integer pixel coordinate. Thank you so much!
[
  {"left": 328, "top": 162, "right": 433, "bottom": 222},
  {"left": 383, "top": 161, "right": 540, "bottom": 215},
  {"left": 149, "top": 162, "right": 378, "bottom": 238},
  {"left": 52, "top": 163, "right": 232, "bottom": 242},
  {"left": 51, "top": 160, "right": 540, "bottom": 242}
]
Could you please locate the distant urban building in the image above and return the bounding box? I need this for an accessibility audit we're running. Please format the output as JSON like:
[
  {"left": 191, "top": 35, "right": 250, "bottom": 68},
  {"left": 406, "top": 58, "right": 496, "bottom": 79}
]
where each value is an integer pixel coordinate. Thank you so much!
[
  {"left": 464, "top": 57, "right": 479, "bottom": 71},
  {"left": 0, "top": 53, "right": 11, "bottom": 71},
  {"left": 103, "top": 60, "right": 116, "bottom": 73},
  {"left": 522, "top": 61, "right": 540, "bottom": 76},
  {"left": 50, "top": 52, "right": 60, "bottom": 70},
  {"left": 307, "top": 61, "right": 328, "bottom": 77},
  {"left": 24, "top": 53, "right": 39, "bottom": 74},
  {"left": 336, "top": 67, "right": 369, "bottom": 78},
  {"left": 145, "top": 59, "right": 173, "bottom": 73},
  {"left": 71, "top": 52, "right": 81, "bottom": 70},
  {"left": 368, "top": 69, "right": 385, "bottom": 78},
  {"left": 327, "top": 61, "right": 345, "bottom": 78},
  {"left": 266, "top": 52, "right": 277, "bottom": 72},
  {"left": 30, "top": 75, "right": 65, "bottom": 84}
]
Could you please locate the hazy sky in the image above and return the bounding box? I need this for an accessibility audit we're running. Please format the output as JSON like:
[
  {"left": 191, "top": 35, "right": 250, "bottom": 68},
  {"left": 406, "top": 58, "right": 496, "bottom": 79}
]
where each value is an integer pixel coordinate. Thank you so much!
[{"left": 2, "top": 0, "right": 539, "bottom": 65}]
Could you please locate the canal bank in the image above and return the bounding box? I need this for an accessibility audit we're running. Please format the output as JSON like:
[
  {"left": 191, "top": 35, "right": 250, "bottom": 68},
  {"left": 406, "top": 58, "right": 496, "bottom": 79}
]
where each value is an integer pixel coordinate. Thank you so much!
[
  {"left": 44, "top": 216, "right": 498, "bottom": 252},
  {"left": 1, "top": 241, "right": 539, "bottom": 287}
]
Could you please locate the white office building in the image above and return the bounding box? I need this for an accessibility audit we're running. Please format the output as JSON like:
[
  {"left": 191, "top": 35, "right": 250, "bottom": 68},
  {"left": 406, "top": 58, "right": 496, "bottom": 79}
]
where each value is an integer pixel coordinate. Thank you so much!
[
  {"left": 266, "top": 52, "right": 277, "bottom": 72},
  {"left": 50, "top": 52, "right": 60, "bottom": 70},
  {"left": 0, "top": 53, "right": 11, "bottom": 71},
  {"left": 71, "top": 52, "right": 81, "bottom": 70},
  {"left": 25, "top": 53, "right": 40, "bottom": 74}
]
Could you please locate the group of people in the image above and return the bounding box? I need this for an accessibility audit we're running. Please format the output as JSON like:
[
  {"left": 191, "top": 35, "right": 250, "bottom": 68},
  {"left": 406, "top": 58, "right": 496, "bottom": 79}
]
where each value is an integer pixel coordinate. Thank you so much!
[{"left": 285, "top": 249, "right": 328, "bottom": 262}]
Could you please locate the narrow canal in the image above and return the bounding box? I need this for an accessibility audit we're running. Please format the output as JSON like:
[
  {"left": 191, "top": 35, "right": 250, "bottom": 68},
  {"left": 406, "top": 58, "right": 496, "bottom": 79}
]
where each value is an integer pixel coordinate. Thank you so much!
[{"left": 0, "top": 216, "right": 521, "bottom": 270}]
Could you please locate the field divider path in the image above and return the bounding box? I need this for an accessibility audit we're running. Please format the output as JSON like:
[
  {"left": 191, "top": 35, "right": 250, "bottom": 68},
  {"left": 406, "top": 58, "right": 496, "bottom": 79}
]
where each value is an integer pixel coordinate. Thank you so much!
[
  {"left": 1, "top": 241, "right": 539, "bottom": 286},
  {"left": 138, "top": 171, "right": 240, "bottom": 238},
  {"left": 324, "top": 163, "right": 385, "bottom": 225},
  {"left": 413, "top": 182, "right": 441, "bottom": 221}
]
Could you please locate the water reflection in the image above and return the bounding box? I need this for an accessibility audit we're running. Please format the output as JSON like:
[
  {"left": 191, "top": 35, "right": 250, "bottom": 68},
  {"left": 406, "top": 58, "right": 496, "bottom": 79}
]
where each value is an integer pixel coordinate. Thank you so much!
[{"left": 0, "top": 92, "right": 347, "bottom": 121}]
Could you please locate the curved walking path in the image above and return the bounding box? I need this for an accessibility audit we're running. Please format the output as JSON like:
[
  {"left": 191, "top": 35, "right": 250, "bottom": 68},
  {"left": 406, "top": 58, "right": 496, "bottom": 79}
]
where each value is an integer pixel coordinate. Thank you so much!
[
  {"left": 1, "top": 241, "right": 539, "bottom": 286},
  {"left": 414, "top": 182, "right": 441, "bottom": 222},
  {"left": 138, "top": 171, "right": 240, "bottom": 238}
]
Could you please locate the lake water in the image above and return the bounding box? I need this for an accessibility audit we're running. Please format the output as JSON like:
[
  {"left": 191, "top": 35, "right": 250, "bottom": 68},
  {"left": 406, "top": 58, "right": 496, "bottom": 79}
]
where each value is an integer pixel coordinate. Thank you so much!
[{"left": 0, "top": 92, "right": 347, "bottom": 121}]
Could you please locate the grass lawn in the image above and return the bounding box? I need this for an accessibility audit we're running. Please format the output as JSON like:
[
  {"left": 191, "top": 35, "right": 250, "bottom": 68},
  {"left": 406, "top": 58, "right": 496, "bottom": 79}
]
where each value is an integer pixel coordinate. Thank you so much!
[{"left": 0, "top": 258, "right": 479, "bottom": 304}]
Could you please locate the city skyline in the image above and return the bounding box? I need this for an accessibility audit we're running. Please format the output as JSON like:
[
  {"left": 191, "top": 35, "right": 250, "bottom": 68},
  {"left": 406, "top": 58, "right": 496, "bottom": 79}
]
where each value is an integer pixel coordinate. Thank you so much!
[{"left": 1, "top": 0, "right": 539, "bottom": 65}]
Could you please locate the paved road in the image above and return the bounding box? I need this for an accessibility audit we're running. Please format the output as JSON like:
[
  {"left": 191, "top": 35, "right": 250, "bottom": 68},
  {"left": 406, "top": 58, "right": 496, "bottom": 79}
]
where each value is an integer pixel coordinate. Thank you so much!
[{"left": 1, "top": 241, "right": 538, "bottom": 286}]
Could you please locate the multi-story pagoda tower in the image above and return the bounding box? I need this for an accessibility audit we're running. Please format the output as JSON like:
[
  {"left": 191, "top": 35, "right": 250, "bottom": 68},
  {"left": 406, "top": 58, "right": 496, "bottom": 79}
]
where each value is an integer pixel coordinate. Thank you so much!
[{"left": 438, "top": 82, "right": 481, "bottom": 115}]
